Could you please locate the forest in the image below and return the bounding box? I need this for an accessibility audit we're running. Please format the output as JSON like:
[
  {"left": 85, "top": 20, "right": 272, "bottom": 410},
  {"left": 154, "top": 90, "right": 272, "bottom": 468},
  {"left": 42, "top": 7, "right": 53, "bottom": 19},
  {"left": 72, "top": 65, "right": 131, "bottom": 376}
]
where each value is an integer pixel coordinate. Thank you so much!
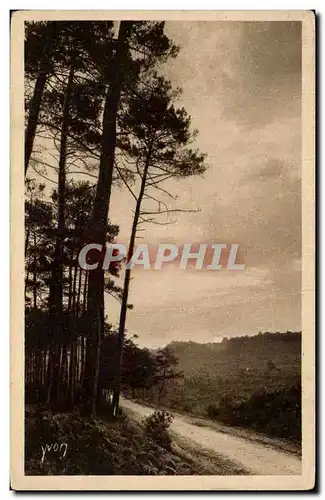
[{"left": 24, "top": 20, "right": 207, "bottom": 419}]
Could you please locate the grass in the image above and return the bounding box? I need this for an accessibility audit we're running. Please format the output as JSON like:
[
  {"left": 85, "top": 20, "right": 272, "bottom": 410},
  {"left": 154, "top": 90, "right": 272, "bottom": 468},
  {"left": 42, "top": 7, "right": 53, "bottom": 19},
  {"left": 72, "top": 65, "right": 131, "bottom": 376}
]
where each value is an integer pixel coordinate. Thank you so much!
[{"left": 25, "top": 404, "right": 203, "bottom": 475}]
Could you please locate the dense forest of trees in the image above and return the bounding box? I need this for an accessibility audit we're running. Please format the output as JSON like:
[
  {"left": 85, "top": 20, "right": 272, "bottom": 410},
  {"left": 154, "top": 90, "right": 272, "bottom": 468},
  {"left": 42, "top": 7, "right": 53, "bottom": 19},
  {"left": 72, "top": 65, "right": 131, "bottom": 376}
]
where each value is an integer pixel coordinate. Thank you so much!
[{"left": 25, "top": 20, "right": 207, "bottom": 418}]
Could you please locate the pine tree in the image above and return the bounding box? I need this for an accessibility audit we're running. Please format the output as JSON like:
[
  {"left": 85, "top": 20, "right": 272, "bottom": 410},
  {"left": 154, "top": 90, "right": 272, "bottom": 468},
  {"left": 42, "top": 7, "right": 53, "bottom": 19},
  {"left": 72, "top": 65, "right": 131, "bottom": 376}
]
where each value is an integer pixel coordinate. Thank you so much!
[
  {"left": 84, "top": 21, "right": 178, "bottom": 416},
  {"left": 25, "top": 22, "right": 57, "bottom": 174},
  {"left": 111, "top": 74, "right": 207, "bottom": 414}
]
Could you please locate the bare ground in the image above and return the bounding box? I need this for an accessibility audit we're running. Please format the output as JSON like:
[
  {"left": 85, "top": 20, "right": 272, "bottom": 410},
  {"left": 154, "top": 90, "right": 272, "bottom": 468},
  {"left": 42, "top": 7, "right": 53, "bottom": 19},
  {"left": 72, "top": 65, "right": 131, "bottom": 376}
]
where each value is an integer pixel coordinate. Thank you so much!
[{"left": 122, "top": 398, "right": 302, "bottom": 476}]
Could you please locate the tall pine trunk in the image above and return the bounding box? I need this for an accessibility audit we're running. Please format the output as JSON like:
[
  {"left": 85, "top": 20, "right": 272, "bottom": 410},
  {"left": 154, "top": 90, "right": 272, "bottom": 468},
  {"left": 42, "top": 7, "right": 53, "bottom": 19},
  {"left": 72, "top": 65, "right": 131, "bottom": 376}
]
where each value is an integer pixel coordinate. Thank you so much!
[
  {"left": 72, "top": 258, "right": 78, "bottom": 314},
  {"left": 67, "top": 246, "right": 75, "bottom": 313},
  {"left": 84, "top": 21, "right": 133, "bottom": 417},
  {"left": 112, "top": 145, "right": 151, "bottom": 415},
  {"left": 25, "top": 228, "right": 31, "bottom": 301},
  {"left": 32, "top": 233, "right": 37, "bottom": 309},
  {"left": 76, "top": 266, "right": 82, "bottom": 317},
  {"left": 25, "top": 22, "right": 56, "bottom": 175},
  {"left": 48, "top": 65, "right": 74, "bottom": 403}
]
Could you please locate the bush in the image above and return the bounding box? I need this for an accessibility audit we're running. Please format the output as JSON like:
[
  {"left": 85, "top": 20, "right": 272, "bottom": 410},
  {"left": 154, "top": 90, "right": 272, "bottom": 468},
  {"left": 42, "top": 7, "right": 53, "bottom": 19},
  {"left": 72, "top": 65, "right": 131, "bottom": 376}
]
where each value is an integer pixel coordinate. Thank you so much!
[
  {"left": 181, "top": 402, "right": 194, "bottom": 413},
  {"left": 143, "top": 411, "right": 174, "bottom": 450},
  {"left": 205, "top": 385, "right": 301, "bottom": 441},
  {"left": 206, "top": 404, "right": 219, "bottom": 419},
  {"left": 236, "top": 385, "right": 301, "bottom": 440}
]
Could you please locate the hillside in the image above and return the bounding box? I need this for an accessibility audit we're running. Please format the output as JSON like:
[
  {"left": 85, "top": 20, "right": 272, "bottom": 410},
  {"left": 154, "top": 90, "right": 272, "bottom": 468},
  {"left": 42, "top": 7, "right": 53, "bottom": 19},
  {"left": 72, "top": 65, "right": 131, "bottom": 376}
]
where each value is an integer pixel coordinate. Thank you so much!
[
  {"left": 152, "top": 332, "right": 301, "bottom": 441},
  {"left": 168, "top": 331, "right": 301, "bottom": 382}
]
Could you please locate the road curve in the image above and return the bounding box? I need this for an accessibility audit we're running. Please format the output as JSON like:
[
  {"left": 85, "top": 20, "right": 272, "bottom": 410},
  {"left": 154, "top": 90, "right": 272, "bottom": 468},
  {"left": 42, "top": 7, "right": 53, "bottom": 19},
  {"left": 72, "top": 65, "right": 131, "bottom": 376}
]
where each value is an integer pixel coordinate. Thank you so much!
[{"left": 122, "top": 398, "right": 301, "bottom": 475}]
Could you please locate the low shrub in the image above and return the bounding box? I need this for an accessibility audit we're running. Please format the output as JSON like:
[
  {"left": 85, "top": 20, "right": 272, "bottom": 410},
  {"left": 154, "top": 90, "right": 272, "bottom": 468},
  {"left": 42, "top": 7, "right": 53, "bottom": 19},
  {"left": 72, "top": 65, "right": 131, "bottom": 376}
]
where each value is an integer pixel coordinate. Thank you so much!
[
  {"left": 206, "top": 404, "right": 219, "bottom": 419},
  {"left": 143, "top": 410, "right": 174, "bottom": 450},
  {"left": 206, "top": 385, "right": 301, "bottom": 441}
]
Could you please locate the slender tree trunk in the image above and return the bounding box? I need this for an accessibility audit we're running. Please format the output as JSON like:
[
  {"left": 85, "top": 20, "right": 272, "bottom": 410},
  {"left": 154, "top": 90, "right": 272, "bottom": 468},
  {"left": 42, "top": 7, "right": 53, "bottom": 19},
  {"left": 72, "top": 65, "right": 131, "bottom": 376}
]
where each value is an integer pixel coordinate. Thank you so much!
[
  {"left": 61, "top": 343, "right": 68, "bottom": 397},
  {"left": 25, "top": 226, "right": 31, "bottom": 301},
  {"left": 67, "top": 248, "right": 75, "bottom": 313},
  {"left": 49, "top": 64, "right": 74, "bottom": 312},
  {"left": 25, "top": 227, "right": 30, "bottom": 255},
  {"left": 76, "top": 337, "right": 80, "bottom": 387},
  {"left": 25, "top": 22, "right": 56, "bottom": 175},
  {"left": 32, "top": 233, "right": 37, "bottom": 310},
  {"left": 82, "top": 271, "right": 88, "bottom": 314},
  {"left": 41, "top": 344, "right": 47, "bottom": 399},
  {"left": 69, "top": 339, "right": 76, "bottom": 406},
  {"left": 158, "top": 369, "right": 166, "bottom": 405},
  {"left": 36, "top": 345, "right": 42, "bottom": 396},
  {"left": 76, "top": 266, "right": 82, "bottom": 317},
  {"left": 80, "top": 336, "right": 85, "bottom": 390},
  {"left": 48, "top": 64, "right": 74, "bottom": 403},
  {"left": 84, "top": 21, "right": 133, "bottom": 417},
  {"left": 72, "top": 258, "right": 78, "bottom": 314},
  {"left": 112, "top": 144, "right": 152, "bottom": 415}
]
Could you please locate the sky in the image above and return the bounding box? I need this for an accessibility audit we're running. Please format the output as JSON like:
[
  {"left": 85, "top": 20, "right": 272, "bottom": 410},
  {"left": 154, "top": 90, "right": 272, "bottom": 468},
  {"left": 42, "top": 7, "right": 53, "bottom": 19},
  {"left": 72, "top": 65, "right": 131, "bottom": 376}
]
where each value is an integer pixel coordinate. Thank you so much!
[
  {"left": 107, "top": 21, "right": 302, "bottom": 347},
  {"left": 29, "top": 20, "right": 302, "bottom": 348}
]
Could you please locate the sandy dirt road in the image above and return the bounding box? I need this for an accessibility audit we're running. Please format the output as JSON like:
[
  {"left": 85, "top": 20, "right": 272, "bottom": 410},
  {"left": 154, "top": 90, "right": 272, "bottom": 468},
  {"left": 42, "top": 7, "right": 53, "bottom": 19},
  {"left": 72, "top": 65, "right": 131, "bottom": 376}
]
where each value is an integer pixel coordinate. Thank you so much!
[{"left": 121, "top": 398, "right": 302, "bottom": 475}]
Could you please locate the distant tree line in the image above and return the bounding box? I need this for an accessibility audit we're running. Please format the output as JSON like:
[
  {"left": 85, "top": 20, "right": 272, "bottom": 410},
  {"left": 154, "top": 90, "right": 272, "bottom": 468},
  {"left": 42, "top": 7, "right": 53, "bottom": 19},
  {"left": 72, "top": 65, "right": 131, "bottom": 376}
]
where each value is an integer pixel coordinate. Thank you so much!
[{"left": 222, "top": 331, "right": 301, "bottom": 344}]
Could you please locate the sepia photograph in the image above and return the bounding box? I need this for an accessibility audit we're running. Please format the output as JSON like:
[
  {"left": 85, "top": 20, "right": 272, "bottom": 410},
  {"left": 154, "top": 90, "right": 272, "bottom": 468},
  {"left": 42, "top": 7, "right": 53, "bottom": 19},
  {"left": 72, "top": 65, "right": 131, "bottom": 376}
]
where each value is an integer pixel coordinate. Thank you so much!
[{"left": 10, "top": 10, "right": 315, "bottom": 491}]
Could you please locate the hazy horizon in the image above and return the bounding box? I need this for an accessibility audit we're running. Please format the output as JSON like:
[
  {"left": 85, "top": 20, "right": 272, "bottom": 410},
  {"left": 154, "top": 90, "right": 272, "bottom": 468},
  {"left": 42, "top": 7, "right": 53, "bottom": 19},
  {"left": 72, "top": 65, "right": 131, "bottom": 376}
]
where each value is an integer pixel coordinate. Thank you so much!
[{"left": 134, "top": 330, "right": 302, "bottom": 350}]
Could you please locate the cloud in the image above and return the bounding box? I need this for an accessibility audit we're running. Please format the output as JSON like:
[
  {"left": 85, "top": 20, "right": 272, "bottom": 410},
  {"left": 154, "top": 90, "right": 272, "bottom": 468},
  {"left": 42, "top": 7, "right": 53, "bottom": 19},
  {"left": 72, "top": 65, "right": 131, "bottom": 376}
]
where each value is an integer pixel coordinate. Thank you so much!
[
  {"left": 219, "top": 22, "right": 301, "bottom": 128},
  {"left": 107, "top": 21, "right": 302, "bottom": 346}
]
